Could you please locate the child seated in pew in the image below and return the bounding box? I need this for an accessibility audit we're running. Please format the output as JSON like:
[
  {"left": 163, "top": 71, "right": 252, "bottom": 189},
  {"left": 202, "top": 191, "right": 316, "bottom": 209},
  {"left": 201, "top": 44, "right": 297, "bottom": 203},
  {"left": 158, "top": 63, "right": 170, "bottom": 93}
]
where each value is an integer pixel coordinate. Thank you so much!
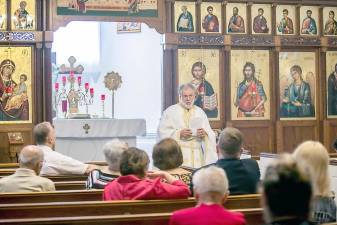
[
  {"left": 293, "top": 141, "right": 337, "bottom": 224},
  {"left": 103, "top": 147, "right": 191, "bottom": 200},
  {"left": 86, "top": 139, "right": 127, "bottom": 189},
  {"left": 169, "top": 166, "right": 245, "bottom": 225},
  {"left": 0, "top": 145, "right": 55, "bottom": 193},
  {"left": 152, "top": 138, "right": 192, "bottom": 186}
]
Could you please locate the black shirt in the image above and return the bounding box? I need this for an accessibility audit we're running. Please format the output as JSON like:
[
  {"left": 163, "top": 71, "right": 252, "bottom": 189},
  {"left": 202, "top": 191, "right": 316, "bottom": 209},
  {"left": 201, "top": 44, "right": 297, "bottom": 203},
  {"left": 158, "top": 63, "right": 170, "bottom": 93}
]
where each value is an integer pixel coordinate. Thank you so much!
[{"left": 191, "top": 158, "right": 260, "bottom": 195}]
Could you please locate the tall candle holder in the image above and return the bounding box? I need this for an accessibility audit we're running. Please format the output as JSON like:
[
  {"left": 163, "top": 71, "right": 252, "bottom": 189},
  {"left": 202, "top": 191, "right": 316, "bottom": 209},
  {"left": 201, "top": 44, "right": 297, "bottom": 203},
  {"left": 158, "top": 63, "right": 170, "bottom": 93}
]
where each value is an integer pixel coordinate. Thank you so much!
[
  {"left": 104, "top": 71, "right": 122, "bottom": 119},
  {"left": 54, "top": 72, "right": 94, "bottom": 118}
]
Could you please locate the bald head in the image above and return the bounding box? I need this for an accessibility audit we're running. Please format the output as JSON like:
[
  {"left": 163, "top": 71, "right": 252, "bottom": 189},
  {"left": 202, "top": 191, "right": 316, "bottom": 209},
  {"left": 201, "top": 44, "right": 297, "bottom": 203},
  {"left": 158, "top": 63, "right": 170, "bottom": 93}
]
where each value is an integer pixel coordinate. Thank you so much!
[{"left": 19, "top": 145, "right": 44, "bottom": 173}]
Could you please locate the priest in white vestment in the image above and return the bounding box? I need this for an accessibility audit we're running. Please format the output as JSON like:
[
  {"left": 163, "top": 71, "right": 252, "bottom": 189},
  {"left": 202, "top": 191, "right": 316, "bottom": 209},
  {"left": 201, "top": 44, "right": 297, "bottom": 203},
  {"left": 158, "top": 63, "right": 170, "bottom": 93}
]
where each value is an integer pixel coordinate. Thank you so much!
[{"left": 157, "top": 83, "right": 217, "bottom": 168}]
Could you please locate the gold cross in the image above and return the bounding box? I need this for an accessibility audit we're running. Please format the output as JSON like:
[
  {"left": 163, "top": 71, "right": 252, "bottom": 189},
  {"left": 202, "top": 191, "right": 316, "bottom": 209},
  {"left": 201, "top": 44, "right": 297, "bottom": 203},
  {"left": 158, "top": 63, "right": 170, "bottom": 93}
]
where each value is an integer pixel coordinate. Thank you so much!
[{"left": 83, "top": 123, "right": 90, "bottom": 134}]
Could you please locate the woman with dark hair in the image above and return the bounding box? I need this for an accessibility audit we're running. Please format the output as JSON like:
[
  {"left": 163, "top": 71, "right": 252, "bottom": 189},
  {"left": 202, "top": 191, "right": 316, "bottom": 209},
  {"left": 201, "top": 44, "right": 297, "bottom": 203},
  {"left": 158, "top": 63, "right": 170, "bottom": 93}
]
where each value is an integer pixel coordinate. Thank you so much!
[
  {"left": 190, "top": 61, "right": 218, "bottom": 118},
  {"left": 152, "top": 138, "right": 192, "bottom": 185},
  {"left": 103, "top": 147, "right": 190, "bottom": 200}
]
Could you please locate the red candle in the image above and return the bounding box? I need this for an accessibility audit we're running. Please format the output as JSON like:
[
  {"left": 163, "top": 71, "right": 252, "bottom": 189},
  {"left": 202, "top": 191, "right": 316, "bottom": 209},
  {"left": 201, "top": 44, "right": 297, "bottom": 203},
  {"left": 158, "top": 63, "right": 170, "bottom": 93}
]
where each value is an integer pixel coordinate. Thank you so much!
[
  {"left": 62, "top": 76, "right": 66, "bottom": 85},
  {"left": 85, "top": 83, "right": 89, "bottom": 90},
  {"left": 101, "top": 94, "right": 105, "bottom": 101},
  {"left": 61, "top": 100, "right": 67, "bottom": 112},
  {"left": 55, "top": 82, "right": 59, "bottom": 91},
  {"left": 77, "top": 76, "right": 82, "bottom": 85},
  {"left": 90, "top": 88, "right": 94, "bottom": 97}
]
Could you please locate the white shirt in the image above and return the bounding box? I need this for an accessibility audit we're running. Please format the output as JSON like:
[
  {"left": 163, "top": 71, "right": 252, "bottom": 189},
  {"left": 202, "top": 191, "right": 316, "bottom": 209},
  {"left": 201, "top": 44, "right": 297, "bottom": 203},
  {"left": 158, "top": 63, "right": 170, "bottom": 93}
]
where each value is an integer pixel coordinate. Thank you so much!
[{"left": 38, "top": 145, "right": 88, "bottom": 176}]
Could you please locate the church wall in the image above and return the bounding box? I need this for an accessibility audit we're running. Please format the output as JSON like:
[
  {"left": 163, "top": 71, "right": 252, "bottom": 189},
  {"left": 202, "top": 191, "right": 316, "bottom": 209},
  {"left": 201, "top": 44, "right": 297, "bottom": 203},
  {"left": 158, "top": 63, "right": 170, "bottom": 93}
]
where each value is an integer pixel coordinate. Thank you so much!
[
  {"left": 163, "top": 0, "right": 337, "bottom": 154},
  {"left": 2, "top": 0, "right": 337, "bottom": 162}
]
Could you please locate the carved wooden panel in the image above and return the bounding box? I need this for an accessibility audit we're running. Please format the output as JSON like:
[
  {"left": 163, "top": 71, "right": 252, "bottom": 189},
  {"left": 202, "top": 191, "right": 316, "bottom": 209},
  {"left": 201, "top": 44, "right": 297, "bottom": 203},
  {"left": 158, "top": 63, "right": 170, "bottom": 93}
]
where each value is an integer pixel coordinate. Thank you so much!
[
  {"left": 323, "top": 120, "right": 337, "bottom": 153},
  {"left": 227, "top": 121, "right": 274, "bottom": 156},
  {"left": 276, "top": 121, "right": 319, "bottom": 153},
  {"left": 231, "top": 35, "right": 274, "bottom": 46},
  {"left": 0, "top": 125, "right": 33, "bottom": 163},
  {"left": 280, "top": 36, "right": 321, "bottom": 46},
  {"left": 178, "top": 34, "right": 224, "bottom": 45}
]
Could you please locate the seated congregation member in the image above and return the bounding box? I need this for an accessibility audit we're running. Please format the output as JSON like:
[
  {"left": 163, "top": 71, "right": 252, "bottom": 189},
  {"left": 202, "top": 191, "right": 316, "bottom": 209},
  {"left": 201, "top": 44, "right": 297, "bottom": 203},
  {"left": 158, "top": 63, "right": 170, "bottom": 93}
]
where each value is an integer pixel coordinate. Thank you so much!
[
  {"left": 0, "top": 145, "right": 55, "bottom": 192},
  {"left": 86, "top": 139, "right": 128, "bottom": 189},
  {"left": 152, "top": 138, "right": 192, "bottom": 186},
  {"left": 261, "top": 154, "right": 314, "bottom": 225},
  {"left": 333, "top": 138, "right": 337, "bottom": 152},
  {"left": 293, "top": 141, "right": 337, "bottom": 224},
  {"left": 103, "top": 147, "right": 190, "bottom": 200},
  {"left": 34, "top": 122, "right": 97, "bottom": 176},
  {"left": 192, "top": 127, "right": 260, "bottom": 195},
  {"left": 169, "top": 166, "right": 245, "bottom": 225}
]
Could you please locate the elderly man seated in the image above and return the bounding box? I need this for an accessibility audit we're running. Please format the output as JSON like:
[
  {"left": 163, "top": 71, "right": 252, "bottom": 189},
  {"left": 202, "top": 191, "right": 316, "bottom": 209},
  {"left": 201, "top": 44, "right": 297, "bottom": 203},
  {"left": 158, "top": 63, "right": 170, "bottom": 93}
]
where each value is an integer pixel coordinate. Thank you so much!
[
  {"left": 169, "top": 166, "right": 245, "bottom": 225},
  {"left": 0, "top": 145, "right": 55, "bottom": 192},
  {"left": 34, "top": 122, "right": 97, "bottom": 176}
]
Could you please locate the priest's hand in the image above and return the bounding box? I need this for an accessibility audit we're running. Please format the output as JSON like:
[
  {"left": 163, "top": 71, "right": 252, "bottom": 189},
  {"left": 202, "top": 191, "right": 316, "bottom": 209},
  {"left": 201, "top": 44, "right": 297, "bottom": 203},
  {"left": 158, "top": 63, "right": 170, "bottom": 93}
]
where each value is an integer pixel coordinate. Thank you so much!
[
  {"left": 197, "top": 128, "right": 206, "bottom": 139},
  {"left": 180, "top": 129, "right": 192, "bottom": 139}
]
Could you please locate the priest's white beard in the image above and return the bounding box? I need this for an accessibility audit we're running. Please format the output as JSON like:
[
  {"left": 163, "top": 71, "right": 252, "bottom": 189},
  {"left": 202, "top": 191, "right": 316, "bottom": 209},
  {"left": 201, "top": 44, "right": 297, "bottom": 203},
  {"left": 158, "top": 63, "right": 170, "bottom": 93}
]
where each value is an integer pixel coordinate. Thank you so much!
[{"left": 179, "top": 98, "right": 195, "bottom": 110}]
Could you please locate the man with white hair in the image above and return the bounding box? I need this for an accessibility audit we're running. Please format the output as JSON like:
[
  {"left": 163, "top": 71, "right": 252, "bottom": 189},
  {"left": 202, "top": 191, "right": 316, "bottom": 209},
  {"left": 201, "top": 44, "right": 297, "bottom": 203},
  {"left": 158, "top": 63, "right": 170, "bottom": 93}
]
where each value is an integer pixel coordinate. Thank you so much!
[
  {"left": 0, "top": 145, "right": 55, "bottom": 192},
  {"left": 169, "top": 166, "right": 245, "bottom": 225},
  {"left": 157, "top": 83, "right": 217, "bottom": 168}
]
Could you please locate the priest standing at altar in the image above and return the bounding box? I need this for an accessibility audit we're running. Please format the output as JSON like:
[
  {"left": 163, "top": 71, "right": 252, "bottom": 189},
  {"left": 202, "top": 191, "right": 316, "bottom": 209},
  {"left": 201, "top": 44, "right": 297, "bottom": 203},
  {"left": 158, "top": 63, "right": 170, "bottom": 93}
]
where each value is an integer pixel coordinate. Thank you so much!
[{"left": 157, "top": 83, "right": 217, "bottom": 168}]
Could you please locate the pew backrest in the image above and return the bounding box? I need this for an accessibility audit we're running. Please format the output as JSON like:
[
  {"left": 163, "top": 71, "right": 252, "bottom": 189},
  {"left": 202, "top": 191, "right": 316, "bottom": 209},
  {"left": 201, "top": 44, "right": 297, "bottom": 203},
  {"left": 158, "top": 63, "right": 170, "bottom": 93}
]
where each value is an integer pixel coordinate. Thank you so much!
[
  {"left": 0, "top": 208, "right": 264, "bottom": 225},
  {"left": 0, "top": 194, "right": 261, "bottom": 219}
]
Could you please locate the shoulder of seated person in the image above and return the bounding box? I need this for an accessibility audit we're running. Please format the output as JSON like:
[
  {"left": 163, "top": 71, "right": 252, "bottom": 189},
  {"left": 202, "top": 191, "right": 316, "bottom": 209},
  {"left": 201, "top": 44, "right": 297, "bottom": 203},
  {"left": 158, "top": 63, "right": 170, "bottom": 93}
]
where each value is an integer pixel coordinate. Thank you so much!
[{"left": 166, "top": 167, "right": 191, "bottom": 175}]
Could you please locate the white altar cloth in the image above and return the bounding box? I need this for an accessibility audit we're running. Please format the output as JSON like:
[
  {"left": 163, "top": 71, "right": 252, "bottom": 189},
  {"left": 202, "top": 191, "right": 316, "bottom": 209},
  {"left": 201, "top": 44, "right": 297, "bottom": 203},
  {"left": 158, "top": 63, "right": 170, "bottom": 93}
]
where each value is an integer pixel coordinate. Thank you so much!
[{"left": 53, "top": 118, "right": 146, "bottom": 162}]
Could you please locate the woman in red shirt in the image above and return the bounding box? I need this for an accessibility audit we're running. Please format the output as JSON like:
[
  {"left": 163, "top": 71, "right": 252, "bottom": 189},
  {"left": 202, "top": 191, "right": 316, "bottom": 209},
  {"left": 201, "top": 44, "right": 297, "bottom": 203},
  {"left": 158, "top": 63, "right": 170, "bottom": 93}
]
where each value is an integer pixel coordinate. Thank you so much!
[{"left": 103, "top": 147, "right": 190, "bottom": 200}]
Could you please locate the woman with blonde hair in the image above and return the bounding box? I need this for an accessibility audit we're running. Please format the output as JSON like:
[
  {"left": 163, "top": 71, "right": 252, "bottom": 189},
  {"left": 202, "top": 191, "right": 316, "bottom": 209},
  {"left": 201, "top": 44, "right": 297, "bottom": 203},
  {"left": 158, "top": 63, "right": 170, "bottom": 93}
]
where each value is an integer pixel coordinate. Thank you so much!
[{"left": 293, "top": 141, "right": 336, "bottom": 224}]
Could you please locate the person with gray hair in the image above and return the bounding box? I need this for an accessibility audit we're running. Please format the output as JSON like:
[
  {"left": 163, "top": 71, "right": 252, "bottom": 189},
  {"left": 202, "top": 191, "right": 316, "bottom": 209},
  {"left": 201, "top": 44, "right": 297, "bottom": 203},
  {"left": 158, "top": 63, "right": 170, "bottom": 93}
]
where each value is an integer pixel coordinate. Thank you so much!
[
  {"left": 169, "top": 166, "right": 245, "bottom": 225},
  {"left": 157, "top": 83, "right": 217, "bottom": 168},
  {"left": 86, "top": 139, "right": 128, "bottom": 189},
  {"left": 0, "top": 145, "right": 55, "bottom": 192},
  {"left": 191, "top": 127, "right": 260, "bottom": 195}
]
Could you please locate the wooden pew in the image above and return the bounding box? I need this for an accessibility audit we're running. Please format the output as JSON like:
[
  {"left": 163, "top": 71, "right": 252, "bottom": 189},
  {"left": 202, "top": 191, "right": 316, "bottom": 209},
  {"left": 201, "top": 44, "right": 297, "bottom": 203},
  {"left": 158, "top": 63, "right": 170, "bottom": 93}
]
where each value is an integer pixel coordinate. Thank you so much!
[
  {"left": 0, "top": 190, "right": 103, "bottom": 204},
  {"left": 0, "top": 172, "right": 88, "bottom": 182},
  {"left": 0, "top": 161, "right": 107, "bottom": 170},
  {"left": 0, "top": 163, "right": 18, "bottom": 169},
  {"left": 0, "top": 208, "right": 263, "bottom": 225},
  {"left": 54, "top": 181, "right": 86, "bottom": 190},
  {"left": 0, "top": 190, "right": 259, "bottom": 205},
  {"left": 0, "top": 194, "right": 261, "bottom": 219}
]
